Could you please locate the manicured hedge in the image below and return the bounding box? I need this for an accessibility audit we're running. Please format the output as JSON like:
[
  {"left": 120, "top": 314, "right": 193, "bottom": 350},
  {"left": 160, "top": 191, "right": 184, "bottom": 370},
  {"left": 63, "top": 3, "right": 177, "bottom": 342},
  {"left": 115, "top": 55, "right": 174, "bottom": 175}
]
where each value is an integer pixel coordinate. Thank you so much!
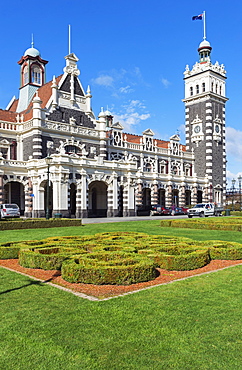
[
  {"left": 61, "top": 253, "right": 157, "bottom": 285},
  {"left": 0, "top": 240, "right": 44, "bottom": 259},
  {"left": 2, "top": 232, "right": 242, "bottom": 285},
  {"left": 19, "top": 246, "right": 84, "bottom": 270},
  {"left": 151, "top": 249, "right": 210, "bottom": 271},
  {"left": 160, "top": 218, "right": 242, "bottom": 231},
  {"left": 0, "top": 219, "right": 82, "bottom": 231},
  {"left": 204, "top": 241, "right": 242, "bottom": 260}
]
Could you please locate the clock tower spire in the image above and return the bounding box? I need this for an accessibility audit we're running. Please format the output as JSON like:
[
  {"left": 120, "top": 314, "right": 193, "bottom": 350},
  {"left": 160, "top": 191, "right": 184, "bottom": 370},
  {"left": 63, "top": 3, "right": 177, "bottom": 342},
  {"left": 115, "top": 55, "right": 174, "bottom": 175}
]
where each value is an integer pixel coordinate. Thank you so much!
[{"left": 183, "top": 37, "right": 228, "bottom": 205}]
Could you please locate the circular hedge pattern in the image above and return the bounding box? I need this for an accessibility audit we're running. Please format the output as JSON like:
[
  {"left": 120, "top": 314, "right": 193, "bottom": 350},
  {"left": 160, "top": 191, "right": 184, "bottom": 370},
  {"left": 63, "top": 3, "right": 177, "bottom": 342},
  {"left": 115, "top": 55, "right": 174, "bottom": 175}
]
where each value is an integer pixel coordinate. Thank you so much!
[{"left": 1, "top": 232, "right": 242, "bottom": 285}]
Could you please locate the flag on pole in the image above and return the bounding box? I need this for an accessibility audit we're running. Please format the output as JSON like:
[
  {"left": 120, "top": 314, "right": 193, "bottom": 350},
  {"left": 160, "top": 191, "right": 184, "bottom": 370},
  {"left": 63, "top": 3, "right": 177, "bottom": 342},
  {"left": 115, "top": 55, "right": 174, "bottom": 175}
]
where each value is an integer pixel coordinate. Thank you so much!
[{"left": 192, "top": 14, "right": 203, "bottom": 20}]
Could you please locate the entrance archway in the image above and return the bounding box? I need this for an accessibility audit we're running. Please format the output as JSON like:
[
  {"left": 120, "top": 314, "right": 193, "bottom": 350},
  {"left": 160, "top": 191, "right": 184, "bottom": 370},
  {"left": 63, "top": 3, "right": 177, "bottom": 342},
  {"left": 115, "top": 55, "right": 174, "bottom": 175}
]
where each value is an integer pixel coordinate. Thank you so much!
[
  {"left": 4, "top": 181, "right": 25, "bottom": 215},
  {"left": 43, "top": 180, "right": 53, "bottom": 218},
  {"left": 158, "top": 189, "right": 165, "bottom": 207},
  {"left": 197, "top": 190, "right": 203, "bottom": 203},
  {"left": 118, "top": 185, "right": 124, "bottom": 217},
  {"left": 185, "top": 190, "right": 191, "bottom": 206},
  {"left": 88, "top": 181, "right": 107, "bottom": 217},
  {"left": 70, "top": 183, "right": 77, "bottom": 217},
  {"left": 172, "top": 189, "right": 179, "bottom": 207}
]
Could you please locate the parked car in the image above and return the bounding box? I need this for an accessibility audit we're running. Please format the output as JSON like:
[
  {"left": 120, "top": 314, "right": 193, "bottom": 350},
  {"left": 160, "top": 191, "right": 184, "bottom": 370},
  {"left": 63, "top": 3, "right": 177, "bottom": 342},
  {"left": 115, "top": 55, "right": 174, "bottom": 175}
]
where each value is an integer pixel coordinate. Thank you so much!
[
  {"left": 187, "top": 203, "right": 223, "bottom": 218},
  {"left": 170, "top": 207, "right": 188, "bottom": 215},
  {"left": 0, "top": 204, "right": 20, "bottom": 219},
  {"left": 150, "top": 205, "right": 171, "bottom": 216}
]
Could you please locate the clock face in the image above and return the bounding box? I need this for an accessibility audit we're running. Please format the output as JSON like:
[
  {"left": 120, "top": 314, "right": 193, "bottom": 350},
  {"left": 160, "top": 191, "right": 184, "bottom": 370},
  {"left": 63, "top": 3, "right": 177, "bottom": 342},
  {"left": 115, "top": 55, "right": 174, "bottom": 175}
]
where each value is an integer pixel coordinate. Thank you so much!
[
  {"left": 215, "top": 124, "right": 220, "bottom": 133},
  {"left": 194, "top": 125, "right": 201, "bottom": 134}
]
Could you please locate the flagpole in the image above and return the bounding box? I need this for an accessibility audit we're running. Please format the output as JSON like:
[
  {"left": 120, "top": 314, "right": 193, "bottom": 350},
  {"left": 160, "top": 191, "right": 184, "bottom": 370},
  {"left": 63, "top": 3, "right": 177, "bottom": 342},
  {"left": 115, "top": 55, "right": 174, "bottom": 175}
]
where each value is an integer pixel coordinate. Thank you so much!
[
  {"left": 68, "top": 25, "right": 71, "bottom": 54},
  {"left": 203, "top": 11, "right": 206, "bottom": 40}
]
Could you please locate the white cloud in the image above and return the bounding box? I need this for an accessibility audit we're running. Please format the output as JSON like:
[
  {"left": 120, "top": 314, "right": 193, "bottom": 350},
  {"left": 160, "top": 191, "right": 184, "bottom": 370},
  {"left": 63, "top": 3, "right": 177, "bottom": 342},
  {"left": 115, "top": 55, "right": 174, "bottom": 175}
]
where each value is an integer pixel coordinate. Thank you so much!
[
  {"left": 93, "top": 75, "right": 114, "bottom": 87},
  {"left": 226, "top": 126, "right": 242, "bottom": 160},
  {"left": 113, "top": 99, "right": 150, "bottom": 132},
  {"left": 161, "top": 77, "right": 171, "bottom": 88},
  {"left": 119, "top": 85, "right": 134, "bottom": 94}
]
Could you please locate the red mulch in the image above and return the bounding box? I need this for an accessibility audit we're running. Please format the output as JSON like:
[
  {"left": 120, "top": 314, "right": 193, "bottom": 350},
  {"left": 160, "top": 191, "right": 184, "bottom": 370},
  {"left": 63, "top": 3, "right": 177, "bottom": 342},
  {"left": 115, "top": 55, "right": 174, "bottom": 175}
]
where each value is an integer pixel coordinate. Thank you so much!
[{"left": 0, "top": 259, "right": 241, "bottom": 299}]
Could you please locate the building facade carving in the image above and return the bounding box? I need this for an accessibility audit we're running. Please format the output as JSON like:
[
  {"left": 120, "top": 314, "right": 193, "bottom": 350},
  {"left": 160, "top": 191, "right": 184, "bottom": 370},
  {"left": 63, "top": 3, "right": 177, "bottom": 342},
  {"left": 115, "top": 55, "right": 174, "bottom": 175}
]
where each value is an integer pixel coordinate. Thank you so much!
[{"left": 0, "top": 37, "right": 226, "bottom": 217}]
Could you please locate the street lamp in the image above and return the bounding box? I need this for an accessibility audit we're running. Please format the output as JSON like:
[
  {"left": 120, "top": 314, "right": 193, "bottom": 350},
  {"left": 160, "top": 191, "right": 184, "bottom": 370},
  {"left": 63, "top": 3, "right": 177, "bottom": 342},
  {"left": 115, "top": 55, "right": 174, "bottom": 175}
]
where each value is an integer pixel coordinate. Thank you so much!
[
  {"left": 45, "top": 155, "right": 52, "bottom": 219},
  {"left": 231, "top": 178, "right": 236, "bottom": 211},
  {"left": 238, "top": 175, "right": 242, "bottom": 211}
]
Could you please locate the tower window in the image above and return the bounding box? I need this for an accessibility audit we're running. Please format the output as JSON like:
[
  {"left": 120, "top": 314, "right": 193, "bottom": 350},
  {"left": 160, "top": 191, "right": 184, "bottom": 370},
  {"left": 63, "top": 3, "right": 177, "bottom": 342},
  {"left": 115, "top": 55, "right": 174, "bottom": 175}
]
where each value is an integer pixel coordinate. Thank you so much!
[
  {"left": 211, "top": 82, "right": 214, "bottom": 92},
  {"left": 196, "top": 85, "right": 199, "bottom": 94},
  {"left": 215, "top": 84, "right": 218, "bottom": 94},
  {"left": 23, "top": 66, "right": 29, "bottom": 85},
  {"left": 202, "top": 82, "right": 205, "bottom": 92},
  {"left": 190, "top": 86, "right": 193, "bottom": 96},
  {"left": 220, "top": 85, "right": 222, "bottom": 95},
  {"left": 31, "top": 66, "right": 41, "bottom": 85}
]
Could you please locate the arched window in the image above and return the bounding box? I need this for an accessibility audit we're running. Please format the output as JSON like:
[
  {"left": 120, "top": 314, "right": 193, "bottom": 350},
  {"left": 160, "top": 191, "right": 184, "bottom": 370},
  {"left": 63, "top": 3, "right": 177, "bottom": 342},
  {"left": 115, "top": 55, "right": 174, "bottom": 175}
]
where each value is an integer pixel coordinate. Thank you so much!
[
  {"left": 202, "top": 82, "right": 205, "bottom": 92},
  {"left": 31, "top": 66, "right": 41, "bottom": 85},
  {"left": 23, "top": 66, "right": 29, "bottom": 85},
  {"left": 65, "top": 145, "right": 81, "bottom": 155},
  {"left": 215, "top": 83, "right": 218, "bottom": 94},
  {"left": 196, "top": 85, "right": 199, "bottom": 94},
  {"left": 220, "top": 85, "right": 222, "bottom": 95},
  {"left": 145, "top": 163, "right": 152, "bottom": 172},
  {"left": 190, "top": 86, "right": 193, "bottom": 96},
  {"left": 211, "top": 82, "right": 214, "bottom": 92}
]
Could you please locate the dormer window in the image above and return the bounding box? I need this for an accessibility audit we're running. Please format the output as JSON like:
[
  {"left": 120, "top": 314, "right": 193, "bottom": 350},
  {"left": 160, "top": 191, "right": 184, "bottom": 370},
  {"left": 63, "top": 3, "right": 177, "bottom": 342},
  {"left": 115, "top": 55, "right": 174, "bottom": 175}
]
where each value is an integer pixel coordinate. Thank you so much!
[{"left": 31, "top": 66, "right": 41, "bottom": 85}]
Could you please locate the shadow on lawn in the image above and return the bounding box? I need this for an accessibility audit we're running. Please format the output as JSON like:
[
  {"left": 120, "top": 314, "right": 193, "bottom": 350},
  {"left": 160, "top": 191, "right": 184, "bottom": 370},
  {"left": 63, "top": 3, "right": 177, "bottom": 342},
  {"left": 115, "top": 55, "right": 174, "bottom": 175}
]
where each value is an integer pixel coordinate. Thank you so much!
[{"left": 0, "top": 270, "right": 60, "bottom": 295}]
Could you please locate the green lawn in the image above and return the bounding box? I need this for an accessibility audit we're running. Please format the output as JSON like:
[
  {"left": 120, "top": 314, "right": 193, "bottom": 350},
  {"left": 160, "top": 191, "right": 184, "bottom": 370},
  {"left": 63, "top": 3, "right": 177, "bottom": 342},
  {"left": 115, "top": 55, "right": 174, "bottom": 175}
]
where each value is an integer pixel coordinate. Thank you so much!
[
  {"left": 1, "top": 219, "right": 242, "bottom": 243},
  {"left": 1, "top": 220, "right": 242, "bottom": 369},
  {"left": 1, "top": 265, "right": 241, "bottom": 370}
]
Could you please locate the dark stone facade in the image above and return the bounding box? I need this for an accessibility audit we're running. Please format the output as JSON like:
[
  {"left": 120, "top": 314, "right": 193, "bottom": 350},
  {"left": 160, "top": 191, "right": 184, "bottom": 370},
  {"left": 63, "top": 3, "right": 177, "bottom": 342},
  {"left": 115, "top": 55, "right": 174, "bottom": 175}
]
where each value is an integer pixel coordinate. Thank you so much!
[
  {"left": 59, "top": 75, "right": 84, "bottom": 96},
  {"left": 47, "top": 107, "right": 95, "bottom": 128},
  {"left": 187, "top": 97, "right": 225, "bottom": 188}
]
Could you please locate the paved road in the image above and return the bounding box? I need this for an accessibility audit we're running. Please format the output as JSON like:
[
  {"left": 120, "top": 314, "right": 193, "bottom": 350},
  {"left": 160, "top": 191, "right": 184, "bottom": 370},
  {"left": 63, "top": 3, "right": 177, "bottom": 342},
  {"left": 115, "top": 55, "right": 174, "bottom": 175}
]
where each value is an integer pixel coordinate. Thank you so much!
[{"left": 81, "top": 215, "right": 187, "bottom": 224}]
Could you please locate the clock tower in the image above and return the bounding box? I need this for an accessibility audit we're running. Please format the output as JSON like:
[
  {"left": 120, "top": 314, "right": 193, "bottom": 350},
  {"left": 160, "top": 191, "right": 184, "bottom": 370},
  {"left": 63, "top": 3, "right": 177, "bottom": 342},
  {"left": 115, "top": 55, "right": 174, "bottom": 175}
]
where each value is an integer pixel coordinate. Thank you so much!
[{"left": 183, "top": 38, "right": 228, "bottom": 205}]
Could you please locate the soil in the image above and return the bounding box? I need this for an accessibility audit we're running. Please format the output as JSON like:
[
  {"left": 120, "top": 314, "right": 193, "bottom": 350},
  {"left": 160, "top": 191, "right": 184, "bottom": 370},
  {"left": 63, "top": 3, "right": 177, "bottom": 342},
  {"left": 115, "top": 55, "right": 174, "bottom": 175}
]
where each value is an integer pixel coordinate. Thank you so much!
[{"left": 1, "top": 259, "right": 242, "bottom": 299}]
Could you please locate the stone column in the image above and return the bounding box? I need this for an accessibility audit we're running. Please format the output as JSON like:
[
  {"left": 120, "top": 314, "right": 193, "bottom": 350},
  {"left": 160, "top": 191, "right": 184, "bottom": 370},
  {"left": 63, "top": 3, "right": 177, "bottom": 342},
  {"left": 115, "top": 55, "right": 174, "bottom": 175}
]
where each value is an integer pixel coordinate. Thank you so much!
[
  {"left": 179, "top": 185, "right": 186, "bottom": 207},
  {"left": 24, "top": 178, "right": 33, "bottom": 217},
  {"left": 151, "top": 182, "right": 158, "bottom": 205},
  {"left": 192, "top": 186, "right": 198, "bottom": 205},
  {"left": 111, "top": 172, "right": 118, "bottom": 217},
  {"left": 0, "top": 175, "right": 4, "bottom": 204},
  {"left": 166, "top": 184, "right": 173, "bottom": 208},
  {"left": 135, "top": 182, "right": 143, "bottom": 214}
]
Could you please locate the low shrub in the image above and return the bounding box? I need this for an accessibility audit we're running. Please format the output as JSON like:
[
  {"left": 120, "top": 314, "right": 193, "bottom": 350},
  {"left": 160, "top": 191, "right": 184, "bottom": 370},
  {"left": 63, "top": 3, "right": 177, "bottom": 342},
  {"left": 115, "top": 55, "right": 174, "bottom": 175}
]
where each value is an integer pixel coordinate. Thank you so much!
[
  {"left": 19, "top": 246, "right": 83, "bottom": 270},
  {"left": 0, "top": 219, "right": 82, "bottom": 231},
  {"left": 0, "top": 240, "right": 43, "bottom": 259},
  {"left": 154, "top": 249, "right": 210, "bottom": 271},
  {"left": 61, "top": 253, "right": 157, "bottom": 285},
  {"left": 204, "top": 240, "right": 242, "bottom": 260}
]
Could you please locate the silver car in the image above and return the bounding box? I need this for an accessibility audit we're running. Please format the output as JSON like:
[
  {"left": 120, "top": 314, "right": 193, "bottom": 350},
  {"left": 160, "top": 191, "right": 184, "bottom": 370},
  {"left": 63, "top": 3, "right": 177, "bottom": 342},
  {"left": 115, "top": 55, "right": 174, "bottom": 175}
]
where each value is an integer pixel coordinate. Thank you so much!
[{"left": 0, "top": 204, "right": 20, "bottom": 219}]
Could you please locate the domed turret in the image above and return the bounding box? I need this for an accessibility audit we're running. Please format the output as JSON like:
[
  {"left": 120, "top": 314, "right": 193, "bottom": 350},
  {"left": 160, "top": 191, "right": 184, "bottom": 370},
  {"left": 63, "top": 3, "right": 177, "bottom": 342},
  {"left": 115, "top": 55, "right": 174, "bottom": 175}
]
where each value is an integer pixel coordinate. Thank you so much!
[
  {"left": 24, "top": 47, "right": 40, "bottom": 57},
  {"left": 198, "top": 39, "right": 212, "bottom": 63}
]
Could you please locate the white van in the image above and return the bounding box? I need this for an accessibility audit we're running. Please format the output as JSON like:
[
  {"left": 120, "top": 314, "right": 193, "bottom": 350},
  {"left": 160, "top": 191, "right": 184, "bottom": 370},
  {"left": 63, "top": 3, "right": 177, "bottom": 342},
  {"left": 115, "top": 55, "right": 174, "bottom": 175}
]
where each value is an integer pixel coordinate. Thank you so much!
[{"left": 0, "top": 204, "right": 20, "bottom": 219}]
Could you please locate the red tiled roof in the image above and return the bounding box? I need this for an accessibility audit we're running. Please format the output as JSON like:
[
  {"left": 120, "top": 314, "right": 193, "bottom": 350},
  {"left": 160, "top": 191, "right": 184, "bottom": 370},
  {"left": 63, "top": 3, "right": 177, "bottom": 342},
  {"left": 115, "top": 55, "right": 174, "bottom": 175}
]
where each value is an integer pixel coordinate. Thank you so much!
[{"left": 0, "top": 109, "right": 17, "bottom": 122}]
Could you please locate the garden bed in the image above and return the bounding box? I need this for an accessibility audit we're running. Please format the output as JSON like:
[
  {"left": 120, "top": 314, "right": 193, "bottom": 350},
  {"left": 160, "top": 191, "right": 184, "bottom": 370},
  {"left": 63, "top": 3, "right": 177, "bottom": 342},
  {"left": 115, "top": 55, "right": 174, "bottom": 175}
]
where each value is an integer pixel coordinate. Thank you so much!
[{"left": 1, "top": 258, "right": 241, "bottom": 299}]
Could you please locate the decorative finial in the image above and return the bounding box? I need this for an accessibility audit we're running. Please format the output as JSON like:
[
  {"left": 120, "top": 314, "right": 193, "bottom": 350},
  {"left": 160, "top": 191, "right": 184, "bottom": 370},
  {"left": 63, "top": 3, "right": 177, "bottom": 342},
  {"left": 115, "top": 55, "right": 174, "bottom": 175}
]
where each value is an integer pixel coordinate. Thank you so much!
[{"left": 31, "top": 34, "right": 34, "bottom": 48}]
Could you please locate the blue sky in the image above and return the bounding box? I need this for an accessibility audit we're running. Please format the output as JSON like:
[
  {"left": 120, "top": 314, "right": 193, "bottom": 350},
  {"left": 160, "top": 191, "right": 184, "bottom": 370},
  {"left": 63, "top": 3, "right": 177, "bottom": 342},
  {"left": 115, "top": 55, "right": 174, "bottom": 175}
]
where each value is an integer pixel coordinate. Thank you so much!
[{"left": 0, "top": 0, "right": 242, "bottom": 188}]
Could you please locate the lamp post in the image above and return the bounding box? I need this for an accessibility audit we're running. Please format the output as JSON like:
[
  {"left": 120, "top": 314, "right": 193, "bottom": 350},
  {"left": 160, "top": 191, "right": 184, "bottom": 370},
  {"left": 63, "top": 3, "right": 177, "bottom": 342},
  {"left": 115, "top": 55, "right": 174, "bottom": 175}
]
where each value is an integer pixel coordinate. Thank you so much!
[
  {"left": 238, "top": 175, "right": 242, "bottom": 211},
  {"left": 231, "top": 178, "right": 236, "bottom": 211},
  {"left": 45, "top": 155, "right": 52, "bottom": 219}
]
